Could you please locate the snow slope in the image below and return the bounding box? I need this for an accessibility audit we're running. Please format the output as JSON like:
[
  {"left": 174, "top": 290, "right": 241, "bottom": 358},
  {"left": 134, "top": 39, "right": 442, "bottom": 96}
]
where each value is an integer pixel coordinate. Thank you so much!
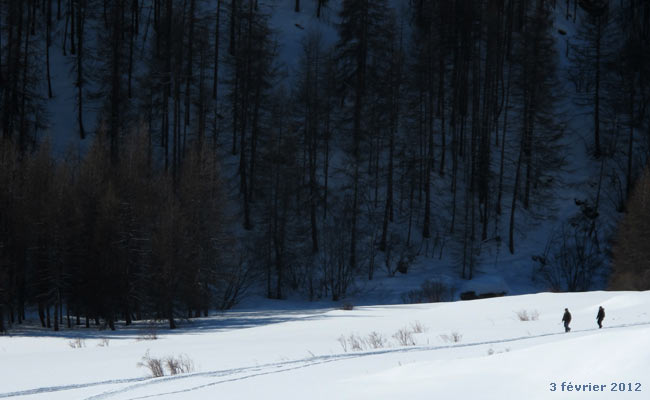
[{"left": 1, "top": 291, "right": 648, "bottom": 399}]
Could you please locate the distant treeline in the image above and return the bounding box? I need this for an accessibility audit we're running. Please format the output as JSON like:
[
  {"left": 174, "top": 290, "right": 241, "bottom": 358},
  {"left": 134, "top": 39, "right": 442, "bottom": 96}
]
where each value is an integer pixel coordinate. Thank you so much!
[{"left": 0, "top": 133, "right": 246, "bottom": 332}]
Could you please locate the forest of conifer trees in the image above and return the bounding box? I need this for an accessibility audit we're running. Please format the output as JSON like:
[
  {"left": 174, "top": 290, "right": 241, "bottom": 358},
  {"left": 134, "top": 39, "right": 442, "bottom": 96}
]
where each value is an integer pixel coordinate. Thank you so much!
[{"left": 0, "top": 0, "right": 649, "bottom": 332}]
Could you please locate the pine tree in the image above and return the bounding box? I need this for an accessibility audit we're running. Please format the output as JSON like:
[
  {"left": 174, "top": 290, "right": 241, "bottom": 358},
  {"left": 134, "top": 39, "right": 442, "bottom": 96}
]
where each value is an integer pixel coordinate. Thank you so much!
[
  {"left": 610, "top": 167, "right": 650, "bottom": 290},
  {"left": 336, "top": 0, "right": 390, "bottom": 271}
]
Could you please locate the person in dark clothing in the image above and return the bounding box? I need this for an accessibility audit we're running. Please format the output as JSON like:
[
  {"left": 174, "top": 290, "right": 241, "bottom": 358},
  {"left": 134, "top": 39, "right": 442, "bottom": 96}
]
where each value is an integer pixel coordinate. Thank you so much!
[
  {"left": 562, "top": 308, "right": 572, "bottom": 332},
  {"left": 597, "top": 306, "right": 605, "bottom": 329}
]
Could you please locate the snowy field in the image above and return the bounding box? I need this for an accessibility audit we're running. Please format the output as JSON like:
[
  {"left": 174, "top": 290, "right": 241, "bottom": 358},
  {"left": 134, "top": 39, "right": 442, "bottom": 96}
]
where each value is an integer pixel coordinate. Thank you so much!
[{"left": 1, "top": 291, "right": 649, "bottom": 399}]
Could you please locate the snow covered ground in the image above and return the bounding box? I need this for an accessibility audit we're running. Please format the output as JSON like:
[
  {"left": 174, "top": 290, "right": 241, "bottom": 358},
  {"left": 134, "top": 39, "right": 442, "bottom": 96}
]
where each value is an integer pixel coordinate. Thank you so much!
[{"left": 1, "top": 290, "right": 648, "bottom": 399}]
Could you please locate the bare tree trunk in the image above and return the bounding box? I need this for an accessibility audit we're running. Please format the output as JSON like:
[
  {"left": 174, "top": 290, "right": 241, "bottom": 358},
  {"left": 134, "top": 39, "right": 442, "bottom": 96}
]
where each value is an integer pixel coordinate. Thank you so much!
[
  {"left": 323, "top": 106, "right": 330, "bottom": 220},
  {"left": 168, "top": 304, "right": 176, "bottom": 329},
  {"left": 213, "top": 0, "right": 222, "bottom": 99},
  {"left": 229, "top": 0, "right": 237, "bottom": 55},
  {"left": 70, "top": 0, "right": 76, "bottom": 55},
  {"left": 626, "top": 85, "right": 634, "bottom": 198},
  {"left": 163, "top": 0, "right": 172, "bottom": 171},
  {"left": 128, "top": 0, "right": 135, "bottom": 98},
  {"left": 185, "top": 0, "right": 196, "bottom": 128},
  {"left": 19, "top": 7, "right": 31, "bottom": 152},
  {"left": 422, "top": 134, "right": 432, "bottom": 238},
  {"left": 0, "top": 5, "right": 3, "bottom": 90},
  {"left": 63, "top": 0, "right": 69, "bottom": 55},
  {"left": 496, "top": 63, "right": 512, "bottom": 215},
  {"left": 594, "top": 15, "right": 602, "bottom": 158},
  {"left": 239, "top": 0, "right": 252, "bottom": 230},
  {"left": 509, "top": 134, "right": 525, "bottom": 254},
  {"left": 350, "top": 166, "right": 359, "bottom": 270},
  {"left": 197, "top": 39, "right": 207, "bottom": 146},
  {"left": 380, "top": 114, "right": 395, "bottom": 252},
  {"left": 248, "top": 81, "right": 261, "bottom": 203},
  {"left": 0, "top": 304, "right": 5, "bottom": 333},
  {"left": 76, "top": 0, "right": 86, "bottom": 139},
  {"left": 439, "top": 44, "right": 446, "bottom": 176},
  {"left": 46, "top": 0, "right": 53, "bottom": 98},
  {"left": 38, "top": 302, "right": 46, "bottom": 327},
  {"left": 53, "top": 294, "right": 59, "bottom": 331}
]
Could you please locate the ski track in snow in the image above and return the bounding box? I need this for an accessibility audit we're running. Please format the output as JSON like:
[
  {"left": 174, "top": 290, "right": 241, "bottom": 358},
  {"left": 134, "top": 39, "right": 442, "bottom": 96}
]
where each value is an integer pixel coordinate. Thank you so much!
[
  {"left": 2, "top": 320, "right": 648, "bottom": 399},
  {"left": 0, "top": 377, "right": 151, "bottom": 399}
]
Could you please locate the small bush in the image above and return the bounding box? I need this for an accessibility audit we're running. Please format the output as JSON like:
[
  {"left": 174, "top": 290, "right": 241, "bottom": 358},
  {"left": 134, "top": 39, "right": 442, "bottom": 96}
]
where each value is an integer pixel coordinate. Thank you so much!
[
  {"left": 393, "top": 327, "right": 416, "bottom": 346},
  {"left": 138, "top": 350, "right": 165, "bottom": 378},
  {"left": 337, "top": 335, "right": 348, "bottom": 352},
  {"left": 341, "top": 303, "right": 354, "bottom": 311},
  {"left": 366, "top": 331, "right": 387, "bottom": 349},
  {"left": 338, "top": 332, "right": 388, "bottom": 352},
  {"left": 339, "top": 324, "right": 426, "bottom": 352},
  {"left": 347, "top": 333, "right": 364, "bottom": 351},
  {"left": 440, "top": 331, "right": 462, "bottom": 343},
  {"left": 410, "top": 320, "right": 427, "bottom": 333},
  {"left": 515, "top": 309, "right": 539, "bottom": 321},
  {"left": 68, "top": 338, "right": 86, "bottom": 348},
  {"left": 337, "top": 333, "right": 365, "bottom": 352},
  {"left": 165, "top": 354, "right": 195, "bottom": 375}
]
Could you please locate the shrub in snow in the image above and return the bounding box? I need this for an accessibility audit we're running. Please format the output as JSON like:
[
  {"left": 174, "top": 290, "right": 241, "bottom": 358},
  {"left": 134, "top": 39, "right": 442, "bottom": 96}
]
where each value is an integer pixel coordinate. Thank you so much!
[
  {"left": 339, "top": 324, "right": 426, "bottom": 352},
  {"left": 68, "top": 338, "right": 86, "bottom": 348},
  {"left": 515, "top": 309, "right": 539, "bottom": 321},
  {"left": 138, "top": 351, "right": 195, "bottom": 377},
  {"left": 341, "top": 303, "right": 354, "bottom": 311},
  {"left": 347, "top": 333, "right": 364, "bottom": 351},
  {"left": 338, "top": 333, "right": 365, "bottom": 352},
  {"left": 339, "top": 332, "right": 388, "bottom": 352},
  {"left": 440, "top": 332, "right": 462, "bottom": 343},
  {"left": 337, "top": 335, "right": 348, "bottom": 352},
  {"left": 366, "top": 332, "right": 387, "bottom": 349},
  {"left": 410, "top": 320, "right": 428, "bottom": 333},
  {"left": 392, "top": 327, "right": 416, "bottom": 346},
  {"left": 165, "top": 354, "right": 195, "bottom": 375},
  {"left": 138, "top": 350, "right": 165, "bottom": 378}
]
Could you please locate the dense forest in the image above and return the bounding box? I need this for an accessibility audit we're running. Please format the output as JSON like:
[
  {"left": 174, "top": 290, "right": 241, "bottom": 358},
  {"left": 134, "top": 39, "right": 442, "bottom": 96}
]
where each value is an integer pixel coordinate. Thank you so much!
[{"left": 1, "top": 0, "right": 649, "bottom": 332}]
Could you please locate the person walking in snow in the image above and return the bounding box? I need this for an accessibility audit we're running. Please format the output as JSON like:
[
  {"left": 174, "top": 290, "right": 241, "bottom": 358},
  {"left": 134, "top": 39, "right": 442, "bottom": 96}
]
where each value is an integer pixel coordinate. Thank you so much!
[
  {"left": 596, "top": 306, "right": 605, "bottom": 329},
  {"left": 562, "top": 308, "right": 572, "bottom": 332}
]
